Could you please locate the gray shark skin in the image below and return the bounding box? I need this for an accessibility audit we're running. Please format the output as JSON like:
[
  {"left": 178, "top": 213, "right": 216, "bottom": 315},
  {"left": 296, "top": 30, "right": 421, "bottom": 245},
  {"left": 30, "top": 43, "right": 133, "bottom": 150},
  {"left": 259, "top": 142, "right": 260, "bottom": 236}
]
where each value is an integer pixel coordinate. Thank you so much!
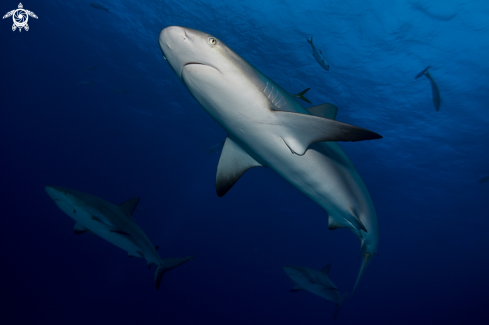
[
  {"left": 45, "top": 186, "right": 194, "bottom": 289},
  {"left": 89, "top": 3, "right": 109, "bottom": 13},
  {"left": 158, "top": 26, "right": 380, "bottom": 294},
  {"left": 284, "top": 265, "right": 348, "bottom": 318},
  {"left": 307, "top": 36, "right": 330, "bottom": 71},
  {"left": 424, "top": 71, "right": 441, "bottom": 111}
]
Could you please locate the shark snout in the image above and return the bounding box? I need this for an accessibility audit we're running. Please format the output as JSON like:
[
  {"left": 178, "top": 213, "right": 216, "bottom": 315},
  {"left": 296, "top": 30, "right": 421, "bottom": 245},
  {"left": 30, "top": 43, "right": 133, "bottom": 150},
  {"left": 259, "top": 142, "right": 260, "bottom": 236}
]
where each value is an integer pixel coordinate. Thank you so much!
[{"left": 45, "top": 185, "right": 70, "bottom": 202}]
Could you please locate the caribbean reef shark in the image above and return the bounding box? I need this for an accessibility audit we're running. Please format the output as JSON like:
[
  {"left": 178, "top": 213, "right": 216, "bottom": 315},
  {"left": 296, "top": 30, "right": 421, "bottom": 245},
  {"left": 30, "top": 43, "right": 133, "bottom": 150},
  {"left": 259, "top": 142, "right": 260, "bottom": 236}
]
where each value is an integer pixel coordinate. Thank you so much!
[
  {"left": 158, "top": 26, "right": 381, "bottom": 294},
  {"left": 45, "top": 186, "right": 194, "bottom": 289},
  {"left": 284, "top": 264, "right": 348, "bottom": 318}
]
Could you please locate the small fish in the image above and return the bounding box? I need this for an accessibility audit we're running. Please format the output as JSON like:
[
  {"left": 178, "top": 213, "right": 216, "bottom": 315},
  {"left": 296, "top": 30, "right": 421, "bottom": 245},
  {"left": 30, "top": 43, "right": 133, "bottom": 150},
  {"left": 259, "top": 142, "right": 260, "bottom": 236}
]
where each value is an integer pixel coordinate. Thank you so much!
[
  {"left": 424, "top": 71, "right": 441, "bottom": 111},
  {"left": 307, "top": 36, "right": 330, "bottom": 71},
  {"left": 90, "top": 3, "right": 109, "bottom": 13},
  {"left": 414, "top": 66, "right": 432, "bottom": 79},
  {"left": 111, "top": 88, "right": 129, "bottom": 94},
  {"left": 78, "top": 81, "right": 95, "bottom": 86},
  {"left": 79, "top": 65, "right": 97, "bottom": 72},
  {"left": 478, "top": 175, "right": 489, "bottom": 183},
  {"left": 207, "top": 141, "right": 225, "bottom": 154}
]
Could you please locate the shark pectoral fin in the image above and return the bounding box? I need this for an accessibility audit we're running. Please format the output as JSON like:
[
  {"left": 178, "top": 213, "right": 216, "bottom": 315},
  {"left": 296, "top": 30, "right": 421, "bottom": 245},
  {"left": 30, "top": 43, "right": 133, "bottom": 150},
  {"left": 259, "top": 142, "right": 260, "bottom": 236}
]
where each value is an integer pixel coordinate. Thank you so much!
[
  {"left": 73, "top": 223, "right": 88, "bottom": 235},
  {"left": 307, "top": 103, "right": 338, "bottom": 120},
  {"left": 216, "top": 137, "right": 263, "bottom": 197},
  {"left": 275, "top": 111, "right": 382, "bottom": 156},
  {"left": 118, "top": 197, "right": 140, "bottom": 217},
  {"left": 290, "top": 284, "right": 303, "bottom": 293},
  {"left": 321, "top": 264, "right": 331, "bottom": 275}
]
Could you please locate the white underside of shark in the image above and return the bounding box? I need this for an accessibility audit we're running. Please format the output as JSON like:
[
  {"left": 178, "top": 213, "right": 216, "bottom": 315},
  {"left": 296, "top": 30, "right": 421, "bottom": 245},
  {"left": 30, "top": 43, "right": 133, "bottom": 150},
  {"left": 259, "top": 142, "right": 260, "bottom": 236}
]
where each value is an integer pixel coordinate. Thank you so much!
[{"left": 159, "top": 26, "right": 380, "bottom": 293}]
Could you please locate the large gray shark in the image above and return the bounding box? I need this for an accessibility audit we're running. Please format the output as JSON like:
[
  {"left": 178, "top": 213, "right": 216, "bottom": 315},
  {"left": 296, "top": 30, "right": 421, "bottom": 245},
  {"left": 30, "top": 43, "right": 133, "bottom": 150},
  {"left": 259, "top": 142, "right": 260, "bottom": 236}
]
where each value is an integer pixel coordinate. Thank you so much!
[
  {"left": 45, "top": 186, "right": 195, "bottom": 289},
  {"left": 284, "top": 264, "right": 348, "bottom": 318},
  {"left": 158, "top": 26, "right": 380, "bottom": 293}
]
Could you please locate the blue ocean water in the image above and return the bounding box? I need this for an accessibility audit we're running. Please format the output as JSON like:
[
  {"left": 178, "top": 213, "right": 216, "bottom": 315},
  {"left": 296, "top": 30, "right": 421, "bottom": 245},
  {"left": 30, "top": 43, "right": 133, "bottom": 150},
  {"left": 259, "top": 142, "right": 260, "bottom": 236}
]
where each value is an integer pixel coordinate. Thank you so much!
[{"left": 2, "top": 0, "right": 489, "bottom": 324}]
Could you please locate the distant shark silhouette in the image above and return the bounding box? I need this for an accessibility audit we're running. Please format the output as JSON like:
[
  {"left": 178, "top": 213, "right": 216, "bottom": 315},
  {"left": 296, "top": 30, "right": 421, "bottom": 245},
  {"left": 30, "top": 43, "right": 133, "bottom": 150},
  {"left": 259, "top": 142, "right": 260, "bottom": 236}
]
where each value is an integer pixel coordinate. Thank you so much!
[
  {"left": 45, "top": 186, "right": 194, "bottom": 289},
  {"left": 159, "top": 26, "right": 381, "bottom": 294},
  {"left": 284, "top": 264, "right": 348, "bottom": 318},
  {"left": 415, "top": 66, "right": 441, "bottom": 111},
  {"left": 307, "top": 36, "right": 330, "bottom": 71}
]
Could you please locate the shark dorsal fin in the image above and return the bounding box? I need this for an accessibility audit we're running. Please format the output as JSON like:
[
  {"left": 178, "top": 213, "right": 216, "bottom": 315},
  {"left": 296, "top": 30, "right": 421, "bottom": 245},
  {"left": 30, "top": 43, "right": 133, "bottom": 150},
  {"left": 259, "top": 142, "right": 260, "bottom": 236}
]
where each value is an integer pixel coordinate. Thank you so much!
[
  {"left": 274, "top": 111, "right": 382, "bottom": 156},
  {"left": 307, "top": 104, "right": 338, "bottom": 120},
  {"left": 290, "top": 284, "right": 303, "bottom": 292},
  {"left": 216, "top": 137, "right": 263, "bottom": 197},
  {"left": 321, "top": 264, "right": 331, "bottom": 275},
  {"left": 118, "top": 197, "right": 140, "bottom": 216},
  {"left": 73, "top": 223, "right": 88, "bottom": 235}
]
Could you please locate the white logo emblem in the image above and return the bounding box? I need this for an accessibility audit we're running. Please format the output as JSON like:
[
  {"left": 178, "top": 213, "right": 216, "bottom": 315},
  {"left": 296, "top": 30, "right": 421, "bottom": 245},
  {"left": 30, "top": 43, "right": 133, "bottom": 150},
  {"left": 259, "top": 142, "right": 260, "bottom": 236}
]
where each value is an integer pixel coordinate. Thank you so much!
[{"left": 3, "top": 3, "right": 37, "bottom": 32}]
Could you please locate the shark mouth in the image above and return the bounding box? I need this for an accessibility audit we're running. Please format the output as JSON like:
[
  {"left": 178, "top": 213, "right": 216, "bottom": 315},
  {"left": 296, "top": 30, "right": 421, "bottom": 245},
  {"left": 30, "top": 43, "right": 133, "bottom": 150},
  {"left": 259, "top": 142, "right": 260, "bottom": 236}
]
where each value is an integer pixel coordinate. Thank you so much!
[{"left": 182, "top": 62, "right": 221, "bottom": 78}]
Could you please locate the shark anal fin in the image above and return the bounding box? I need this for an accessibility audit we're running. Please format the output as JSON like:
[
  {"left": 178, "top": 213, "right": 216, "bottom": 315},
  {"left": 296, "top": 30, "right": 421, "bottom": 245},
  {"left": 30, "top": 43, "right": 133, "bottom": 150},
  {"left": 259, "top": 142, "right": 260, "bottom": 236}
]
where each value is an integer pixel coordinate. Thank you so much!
[
  {"left": 321, "top": 264, "right": 331, "bottom": 275},
  {"left": 118, "top": 197, "right": 140, "bottom": 217},
  {"left": 274, "top": 111, "right": 382, "bottom": 156},
  {"left": 73, "top": 223, "right": 88, "bottom": 235},
  {"left": 307, "top": 103, "right": 338, "bottom": 120},
  {"left": 290, "top": 284, "right": 303, "bottom": 292},
  {"left": 216, "top": 137, "right": 263, "bottom": 197},
  {"left": 110, "top": 229, "right": 131, "bottom": 236}
]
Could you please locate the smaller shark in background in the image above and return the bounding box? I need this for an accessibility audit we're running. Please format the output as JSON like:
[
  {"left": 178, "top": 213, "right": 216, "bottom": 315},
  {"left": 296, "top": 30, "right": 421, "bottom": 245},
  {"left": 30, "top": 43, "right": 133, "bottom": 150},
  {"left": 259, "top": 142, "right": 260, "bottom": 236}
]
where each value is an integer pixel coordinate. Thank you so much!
[
  {"left": 284, "top": 264, "right": 348, "bottom": 318},
  {"left": 45, "top": 186, "right": 195, "bottom": 289},
  {"left": 90, "top": 3, "right": 109, "bottom": 13},
  {"left": 415, "top": 66, "right": 441, "bottom": 111},
  {"left": 307, "top": 36, "right": 330, "bottom": 71},
  {"left": 478, "top": 175, "right": 489, "bottom": 183}
]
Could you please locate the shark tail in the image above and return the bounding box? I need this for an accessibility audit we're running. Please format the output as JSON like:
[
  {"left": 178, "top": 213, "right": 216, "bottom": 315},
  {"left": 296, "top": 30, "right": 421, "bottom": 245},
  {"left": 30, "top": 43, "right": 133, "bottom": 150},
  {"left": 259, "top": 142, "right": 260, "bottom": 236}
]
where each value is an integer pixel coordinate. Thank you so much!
[
  {"left": 307, "top": 36, "right": 313, "bottom": 45},
  {"left": 351, "top": 253, "right": 373, "bottom": 296},
  {"left": 333, "top": 292, "right": 349, "bottom": 319},
  {"left": 154, "top": 256, "right": 195, "bottom": 290},
  {"left": 291, "top": 88, "right": 311, "bottom": 103}
]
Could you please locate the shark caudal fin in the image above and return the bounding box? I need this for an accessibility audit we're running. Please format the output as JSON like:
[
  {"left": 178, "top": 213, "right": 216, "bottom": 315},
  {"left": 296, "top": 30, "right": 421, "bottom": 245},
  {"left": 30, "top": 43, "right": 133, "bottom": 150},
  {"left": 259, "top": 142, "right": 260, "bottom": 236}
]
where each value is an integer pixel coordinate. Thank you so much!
[
  {"left": 291, "top": 88, "right": 311, "bottom": 103},
  {"left": 333, "top": 292, "right": 349, "bottom": 319},
  {"left": 351, "top": 253, "right": 373, "bottom": 296},
  {"left": 154, "top": 256, "right": 195, "bottom": 290},
  {"left": 307, "top": 36, "right": 313, "bottom": 45}
]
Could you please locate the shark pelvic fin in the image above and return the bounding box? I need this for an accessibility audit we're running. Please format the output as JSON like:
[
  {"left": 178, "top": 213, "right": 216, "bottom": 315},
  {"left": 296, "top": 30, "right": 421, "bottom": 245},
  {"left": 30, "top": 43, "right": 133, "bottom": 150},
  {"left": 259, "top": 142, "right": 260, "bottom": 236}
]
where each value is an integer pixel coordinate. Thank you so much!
[
  {"left": 275, "top": 111, "right": 382, "bottom": 156},
  {"left": 118, "top": 197, "right": 140, "bottom": 216},
  {"left": 290, "top": 88, "right": 311, "bottom": 103},
  {"left": 216, "top": 137, "right": 263, "bottom": 197},
  {"left": 290, "top": 284, "right": 303, "bottom": 292},
  {"left": 110, "top": 229, "right": 131, "bottom": 236},
  {"left": 155, "top": 256, "right": 196, "bottom": 290},
  {"left": 307, "top": 103, "right": 338, "bottom": 120},
  {"left": 321, "top": 264, "right": 331, "bottom": 275},
  {"left": 73, "top": 223, "right": 88, "bottom": 235},
  {"left": 328, "top": 214, "right": 367, "bottom": 233}
]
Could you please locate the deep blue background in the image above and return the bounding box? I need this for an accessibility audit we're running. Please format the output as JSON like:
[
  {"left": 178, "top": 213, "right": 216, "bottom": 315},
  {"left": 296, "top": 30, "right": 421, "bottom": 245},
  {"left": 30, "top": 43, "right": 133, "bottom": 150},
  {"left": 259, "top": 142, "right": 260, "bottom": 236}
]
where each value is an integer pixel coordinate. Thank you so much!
[{"left": 1, "top": 1, "right": 489, "bottom": 324}]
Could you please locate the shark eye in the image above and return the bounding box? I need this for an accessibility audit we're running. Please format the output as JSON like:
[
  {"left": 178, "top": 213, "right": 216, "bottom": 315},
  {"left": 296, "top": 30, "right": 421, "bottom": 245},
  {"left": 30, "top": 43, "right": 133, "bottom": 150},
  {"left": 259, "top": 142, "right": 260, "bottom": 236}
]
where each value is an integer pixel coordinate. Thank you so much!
[{"left": 208, "top": 37, "right": 217, "bottom": 46}]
